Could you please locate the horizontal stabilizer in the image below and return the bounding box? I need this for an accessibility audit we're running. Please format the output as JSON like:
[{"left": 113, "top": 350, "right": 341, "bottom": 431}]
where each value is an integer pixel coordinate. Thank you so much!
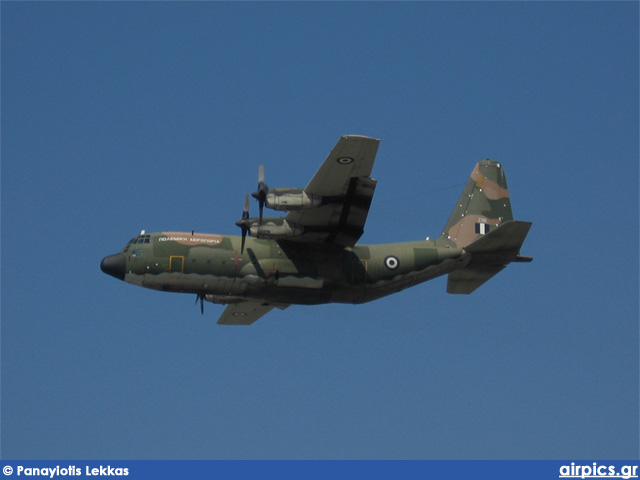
[
  {"left": 447, "top": 265, "right": 505, "bottom": 294},
  {"left": 464, "top": 220, "right": 532, "bottom": 254},
  {"left": 447, "top": 220, "right": 532, "bottom": 294}
]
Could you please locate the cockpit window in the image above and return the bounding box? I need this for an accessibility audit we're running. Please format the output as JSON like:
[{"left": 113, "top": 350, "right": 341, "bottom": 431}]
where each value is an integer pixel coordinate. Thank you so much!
[
  {"left": 123, "top": 234, "right": 150, "bottom": 253},
  {"left": 135, "top": 234, "right": 151, "bottom": 244}
]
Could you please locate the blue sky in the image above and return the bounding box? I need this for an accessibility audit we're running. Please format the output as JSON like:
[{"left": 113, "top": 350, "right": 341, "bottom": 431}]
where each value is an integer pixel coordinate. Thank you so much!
[{"left": 2, "top": 2, "right": 638, "bottom": 460}]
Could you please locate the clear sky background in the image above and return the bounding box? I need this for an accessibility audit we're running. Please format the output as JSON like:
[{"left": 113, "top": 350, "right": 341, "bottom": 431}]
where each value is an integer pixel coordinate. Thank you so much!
[{"left": 2, "top": 2, "right": 638, "bottom": 460}]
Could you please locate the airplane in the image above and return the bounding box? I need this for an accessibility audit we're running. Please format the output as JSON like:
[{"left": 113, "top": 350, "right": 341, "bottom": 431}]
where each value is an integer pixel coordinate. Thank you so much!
[{"left": 100, "top": 135, "right": 532, "bottom": 325}]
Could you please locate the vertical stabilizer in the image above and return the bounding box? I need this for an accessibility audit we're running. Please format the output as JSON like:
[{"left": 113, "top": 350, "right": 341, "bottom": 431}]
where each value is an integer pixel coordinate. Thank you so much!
[{"left": 438, "top": 160, "right": 513, "bottom": 249}]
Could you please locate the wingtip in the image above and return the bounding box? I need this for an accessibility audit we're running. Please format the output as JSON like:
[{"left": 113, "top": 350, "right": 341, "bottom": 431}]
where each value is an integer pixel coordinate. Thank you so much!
[{"left": 342, "top": 134, "right": 381, "bottom": 142}]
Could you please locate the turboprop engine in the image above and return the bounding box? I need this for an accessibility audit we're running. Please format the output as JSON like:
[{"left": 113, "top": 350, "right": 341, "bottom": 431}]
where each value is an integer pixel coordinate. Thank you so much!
[
  {"left": 251, "top": 165, "right": 325, "bottom": 220},
  {"left": 236, "top": 165, "right": 333, "bottom": 251},
  {"left": 265, "top": 188, "right": 322, "bottom": 211},
  {"left": 235, "top": 193, "right": 307, "bottom": 252},
  {"left": 248, "top": 217, "right": 304, "bottom": 239}
]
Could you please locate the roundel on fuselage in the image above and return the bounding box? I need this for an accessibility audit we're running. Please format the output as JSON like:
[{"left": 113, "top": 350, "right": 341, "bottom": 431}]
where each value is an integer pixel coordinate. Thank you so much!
[{"left": 384, "top": 255, "right": 399, "bottom": 270}]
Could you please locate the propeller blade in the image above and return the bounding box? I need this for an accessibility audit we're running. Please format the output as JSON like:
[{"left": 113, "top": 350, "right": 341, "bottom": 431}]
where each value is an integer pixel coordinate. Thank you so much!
[
  {"left": 240, "top": 231, "right": 246, "bottom": 254},
  {"left": 242, "top": 193, "right": 250, "bottom": 219},
  {"left": 251, "top": 165, "right": 268, "bottom": 225},
  {"left": 258, "top": 164, "right": 264, "bottom": 185},
  {"left": 195, "top": 293, "right": 204, "bottom": 315},
  {"left": 236, "top": 193, "right": 250, "bottom": 254}
]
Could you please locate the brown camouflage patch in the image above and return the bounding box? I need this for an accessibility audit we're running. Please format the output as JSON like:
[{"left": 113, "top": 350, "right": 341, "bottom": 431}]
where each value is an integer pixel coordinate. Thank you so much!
[{"left": 471, "top": 164, "right": 509, "bottom": 200}]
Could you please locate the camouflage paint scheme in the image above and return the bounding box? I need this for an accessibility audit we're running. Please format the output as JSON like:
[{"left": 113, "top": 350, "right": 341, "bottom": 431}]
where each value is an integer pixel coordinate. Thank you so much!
[{"left": 101, "top": 136, "right": 532, "bottom": 324}]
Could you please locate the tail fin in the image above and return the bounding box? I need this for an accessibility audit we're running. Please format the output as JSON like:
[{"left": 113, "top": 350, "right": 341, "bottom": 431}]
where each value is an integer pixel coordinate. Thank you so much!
[
  {"left": 438, "top": 160, "right": 533, "bottom": 294},
  {"left": 438, "top": 159, "right": 513, "bottom": 249}
]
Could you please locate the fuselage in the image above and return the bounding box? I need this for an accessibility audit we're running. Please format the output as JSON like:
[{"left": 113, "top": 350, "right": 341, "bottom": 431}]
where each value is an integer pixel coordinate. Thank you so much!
[{"left": 100, "top": 231, "right": 466, "bottom": 306}]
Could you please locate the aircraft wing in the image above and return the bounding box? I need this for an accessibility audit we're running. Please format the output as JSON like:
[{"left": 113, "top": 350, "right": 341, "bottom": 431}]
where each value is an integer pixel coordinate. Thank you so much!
[
  {"left": 217, "top": 301, "right": 289, "bottom": 325},
  {"left": 285, "top": 135, "right": 380, "bottom": 247}
]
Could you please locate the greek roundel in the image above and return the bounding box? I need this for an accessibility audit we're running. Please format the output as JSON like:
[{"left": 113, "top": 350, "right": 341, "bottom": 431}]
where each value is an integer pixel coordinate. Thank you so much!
[{"left": 384, "top": 256, "right": 400, "bottom": 270}]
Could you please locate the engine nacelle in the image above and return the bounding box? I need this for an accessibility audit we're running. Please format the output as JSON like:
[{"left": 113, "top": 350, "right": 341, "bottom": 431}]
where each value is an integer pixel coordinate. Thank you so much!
[
  {"left": 250, "top": 218, "right": 304, "bottom": 239},
  {"left": 265, "top": 188, "right": 322, "bottom": 211}
]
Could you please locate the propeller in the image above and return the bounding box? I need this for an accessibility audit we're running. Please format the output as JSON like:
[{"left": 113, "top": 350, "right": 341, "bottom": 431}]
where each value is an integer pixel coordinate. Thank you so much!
[
  {"left": 235, "top": 193, "right": 250, "bottom": 254},
  {"left": 251, "top": 165, "right": 268, "bottom": 224},
  {"left": 195, "top": 293, "right": 205, "bottom": 315}
]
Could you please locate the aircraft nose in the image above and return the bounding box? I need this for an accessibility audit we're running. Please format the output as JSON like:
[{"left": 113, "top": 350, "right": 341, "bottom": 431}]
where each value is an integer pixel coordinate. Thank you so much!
[{"left": 100, "top": 253, "right": 126, "bottom": 281}]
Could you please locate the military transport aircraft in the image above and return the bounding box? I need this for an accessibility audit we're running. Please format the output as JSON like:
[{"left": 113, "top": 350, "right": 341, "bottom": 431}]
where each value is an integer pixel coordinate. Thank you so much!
[{"left": 101, "top": 135, "right": 532, "bottom": 325}]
